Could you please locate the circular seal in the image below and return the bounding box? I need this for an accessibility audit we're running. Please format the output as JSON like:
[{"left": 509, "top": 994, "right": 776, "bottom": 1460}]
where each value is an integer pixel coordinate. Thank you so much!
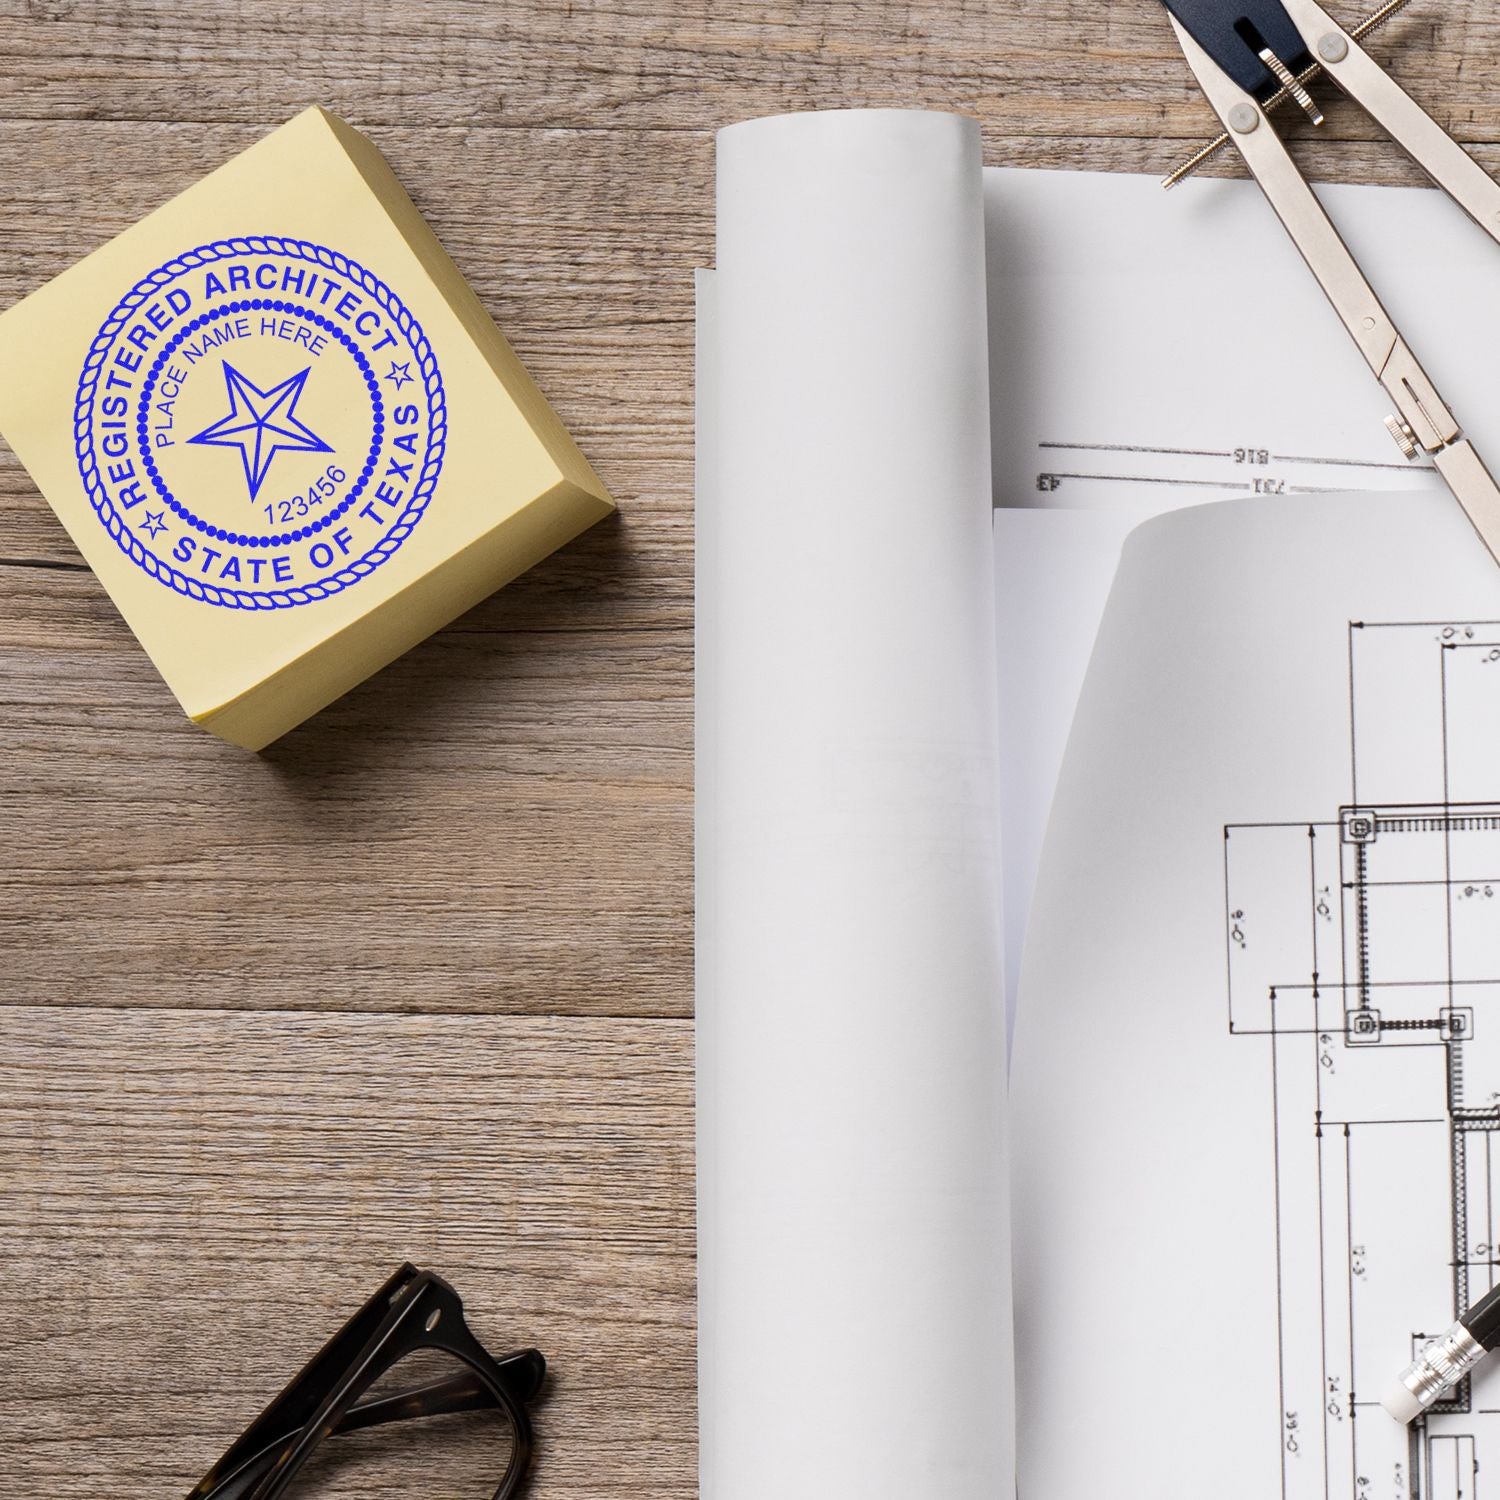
[{"left": 74, "top": 237, "right": 447, "bottom": 610}]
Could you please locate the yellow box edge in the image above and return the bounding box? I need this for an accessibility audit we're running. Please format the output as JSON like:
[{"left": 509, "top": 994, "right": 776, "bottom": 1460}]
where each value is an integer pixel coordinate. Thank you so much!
[{"left": 194, "top": 476, "right": 614, "bottom": 751}]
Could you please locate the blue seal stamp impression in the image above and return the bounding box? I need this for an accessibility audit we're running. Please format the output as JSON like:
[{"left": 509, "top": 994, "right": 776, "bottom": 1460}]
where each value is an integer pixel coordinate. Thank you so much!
[{"left": 74, "top": 237, "right": 447, "bottom": 609}]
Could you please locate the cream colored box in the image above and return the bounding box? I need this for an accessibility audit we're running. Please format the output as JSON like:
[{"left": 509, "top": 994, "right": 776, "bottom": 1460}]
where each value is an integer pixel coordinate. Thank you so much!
[{"left": 0, "top": 108, "right": 613, "bottom": 749}]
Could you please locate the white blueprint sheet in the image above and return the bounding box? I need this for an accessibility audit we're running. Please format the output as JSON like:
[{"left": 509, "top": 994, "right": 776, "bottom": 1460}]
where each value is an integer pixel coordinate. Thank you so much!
[
  {"left": 1011, "top": 491, "right": 1500, "bottom": 1497},
  {"left": 988, "top": 166, "right": 1500, "bottom": 1019}
]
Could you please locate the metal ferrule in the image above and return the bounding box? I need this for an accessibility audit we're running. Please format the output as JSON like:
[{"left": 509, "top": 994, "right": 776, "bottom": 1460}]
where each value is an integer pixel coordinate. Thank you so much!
[{"left": 1394, "top": 1322, "right": 1486, "bottom": 1413}]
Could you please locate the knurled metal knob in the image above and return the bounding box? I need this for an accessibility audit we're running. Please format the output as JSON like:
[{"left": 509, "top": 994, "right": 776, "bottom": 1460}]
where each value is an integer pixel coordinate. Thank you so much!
[{"left": 1385, "top": 414, "right": 1420, "bottom": 460}]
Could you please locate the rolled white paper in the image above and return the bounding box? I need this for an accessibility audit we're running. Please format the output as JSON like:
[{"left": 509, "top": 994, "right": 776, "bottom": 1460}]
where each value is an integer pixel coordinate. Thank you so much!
[{"left": 697, "top": 110, "right": 1013, "bottom": 1499}]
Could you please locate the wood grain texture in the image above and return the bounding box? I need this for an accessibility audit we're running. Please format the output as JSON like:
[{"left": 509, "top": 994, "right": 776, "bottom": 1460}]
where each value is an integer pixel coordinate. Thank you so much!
[
  {"left": 0, "top": 1007, "right": 694, "bottom": 1497},
  {"left": 0, "top": 0, "right": 1493, "bottom": 1492}
]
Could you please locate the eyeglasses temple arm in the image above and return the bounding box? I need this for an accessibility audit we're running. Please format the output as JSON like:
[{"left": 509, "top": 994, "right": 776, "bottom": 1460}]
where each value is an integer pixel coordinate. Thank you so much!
[{"left": 328, "top": 1351, "right": 544, "bottom": 1437}]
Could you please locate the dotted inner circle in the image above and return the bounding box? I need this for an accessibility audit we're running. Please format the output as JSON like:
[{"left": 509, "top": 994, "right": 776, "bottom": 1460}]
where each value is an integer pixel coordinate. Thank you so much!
[{"left": 136, "top": 298, "right": 384, "bottom": 548}]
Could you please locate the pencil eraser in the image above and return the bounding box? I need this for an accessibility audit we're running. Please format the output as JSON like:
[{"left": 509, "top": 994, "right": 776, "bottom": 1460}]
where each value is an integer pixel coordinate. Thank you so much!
[
  {"left": 1382, "top": 1376, "right": 1424, "bottom": 1425},
  {"left": 0, "top": 107, "right": 614, "bottom": 749}
]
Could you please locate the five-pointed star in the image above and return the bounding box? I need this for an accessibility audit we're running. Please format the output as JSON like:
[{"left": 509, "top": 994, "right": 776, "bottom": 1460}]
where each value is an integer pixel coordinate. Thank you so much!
[
  {"left": 385, "top": 361, "right": 413, "bottom": 390},
  {"left": 188, "top": 362, "right": 332, "bottom": 502},
  {"left": 140, "top": 510, "right": 168, "bottom": 539}
]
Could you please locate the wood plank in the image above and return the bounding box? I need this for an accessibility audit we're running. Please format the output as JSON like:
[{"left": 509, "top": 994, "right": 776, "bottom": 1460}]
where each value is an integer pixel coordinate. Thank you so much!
[
  {"left": 0, "top": 1006, "right": 695, "bottom": 1498},
  {"left": 0, "top": 574, "right": 691, "bottom": 1015},
  {"left": 0, "top": 0, "right": 1494, "bottom": 143}
]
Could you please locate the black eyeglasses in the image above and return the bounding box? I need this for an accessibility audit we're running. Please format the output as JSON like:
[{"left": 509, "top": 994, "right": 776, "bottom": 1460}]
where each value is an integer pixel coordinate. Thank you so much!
[{"left": 187, "top": 1264, "right": 547, "bottom": 1500}]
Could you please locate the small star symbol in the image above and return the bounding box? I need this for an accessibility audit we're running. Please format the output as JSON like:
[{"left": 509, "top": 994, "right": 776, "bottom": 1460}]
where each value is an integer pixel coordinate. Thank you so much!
[
  {"left": 141, "top": 510, "right": 168, "bottom": 539},
  {"left": 188, "top": 361, "right": 332, "bottom": 503},
  {"left": 385, "top": 361, "right": 414, "bottom": 390}
]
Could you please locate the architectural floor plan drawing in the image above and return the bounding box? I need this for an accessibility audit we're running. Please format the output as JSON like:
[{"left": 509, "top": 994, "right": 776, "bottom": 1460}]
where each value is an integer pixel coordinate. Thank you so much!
[{"left": 1226, "top": 621, "right": 1500, "bottom": 1500}]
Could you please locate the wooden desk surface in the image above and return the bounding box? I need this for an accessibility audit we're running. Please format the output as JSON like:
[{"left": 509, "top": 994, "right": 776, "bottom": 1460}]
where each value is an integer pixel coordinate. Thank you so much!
[{"left": 0, "top": 1, "right": 1493, "bottom": 1492}]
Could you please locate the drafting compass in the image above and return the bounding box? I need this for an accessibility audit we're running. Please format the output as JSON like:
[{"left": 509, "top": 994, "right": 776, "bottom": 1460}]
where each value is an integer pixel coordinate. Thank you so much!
[{"left": 1159, "top": 0, "right": 1500, "bottom": 568}]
